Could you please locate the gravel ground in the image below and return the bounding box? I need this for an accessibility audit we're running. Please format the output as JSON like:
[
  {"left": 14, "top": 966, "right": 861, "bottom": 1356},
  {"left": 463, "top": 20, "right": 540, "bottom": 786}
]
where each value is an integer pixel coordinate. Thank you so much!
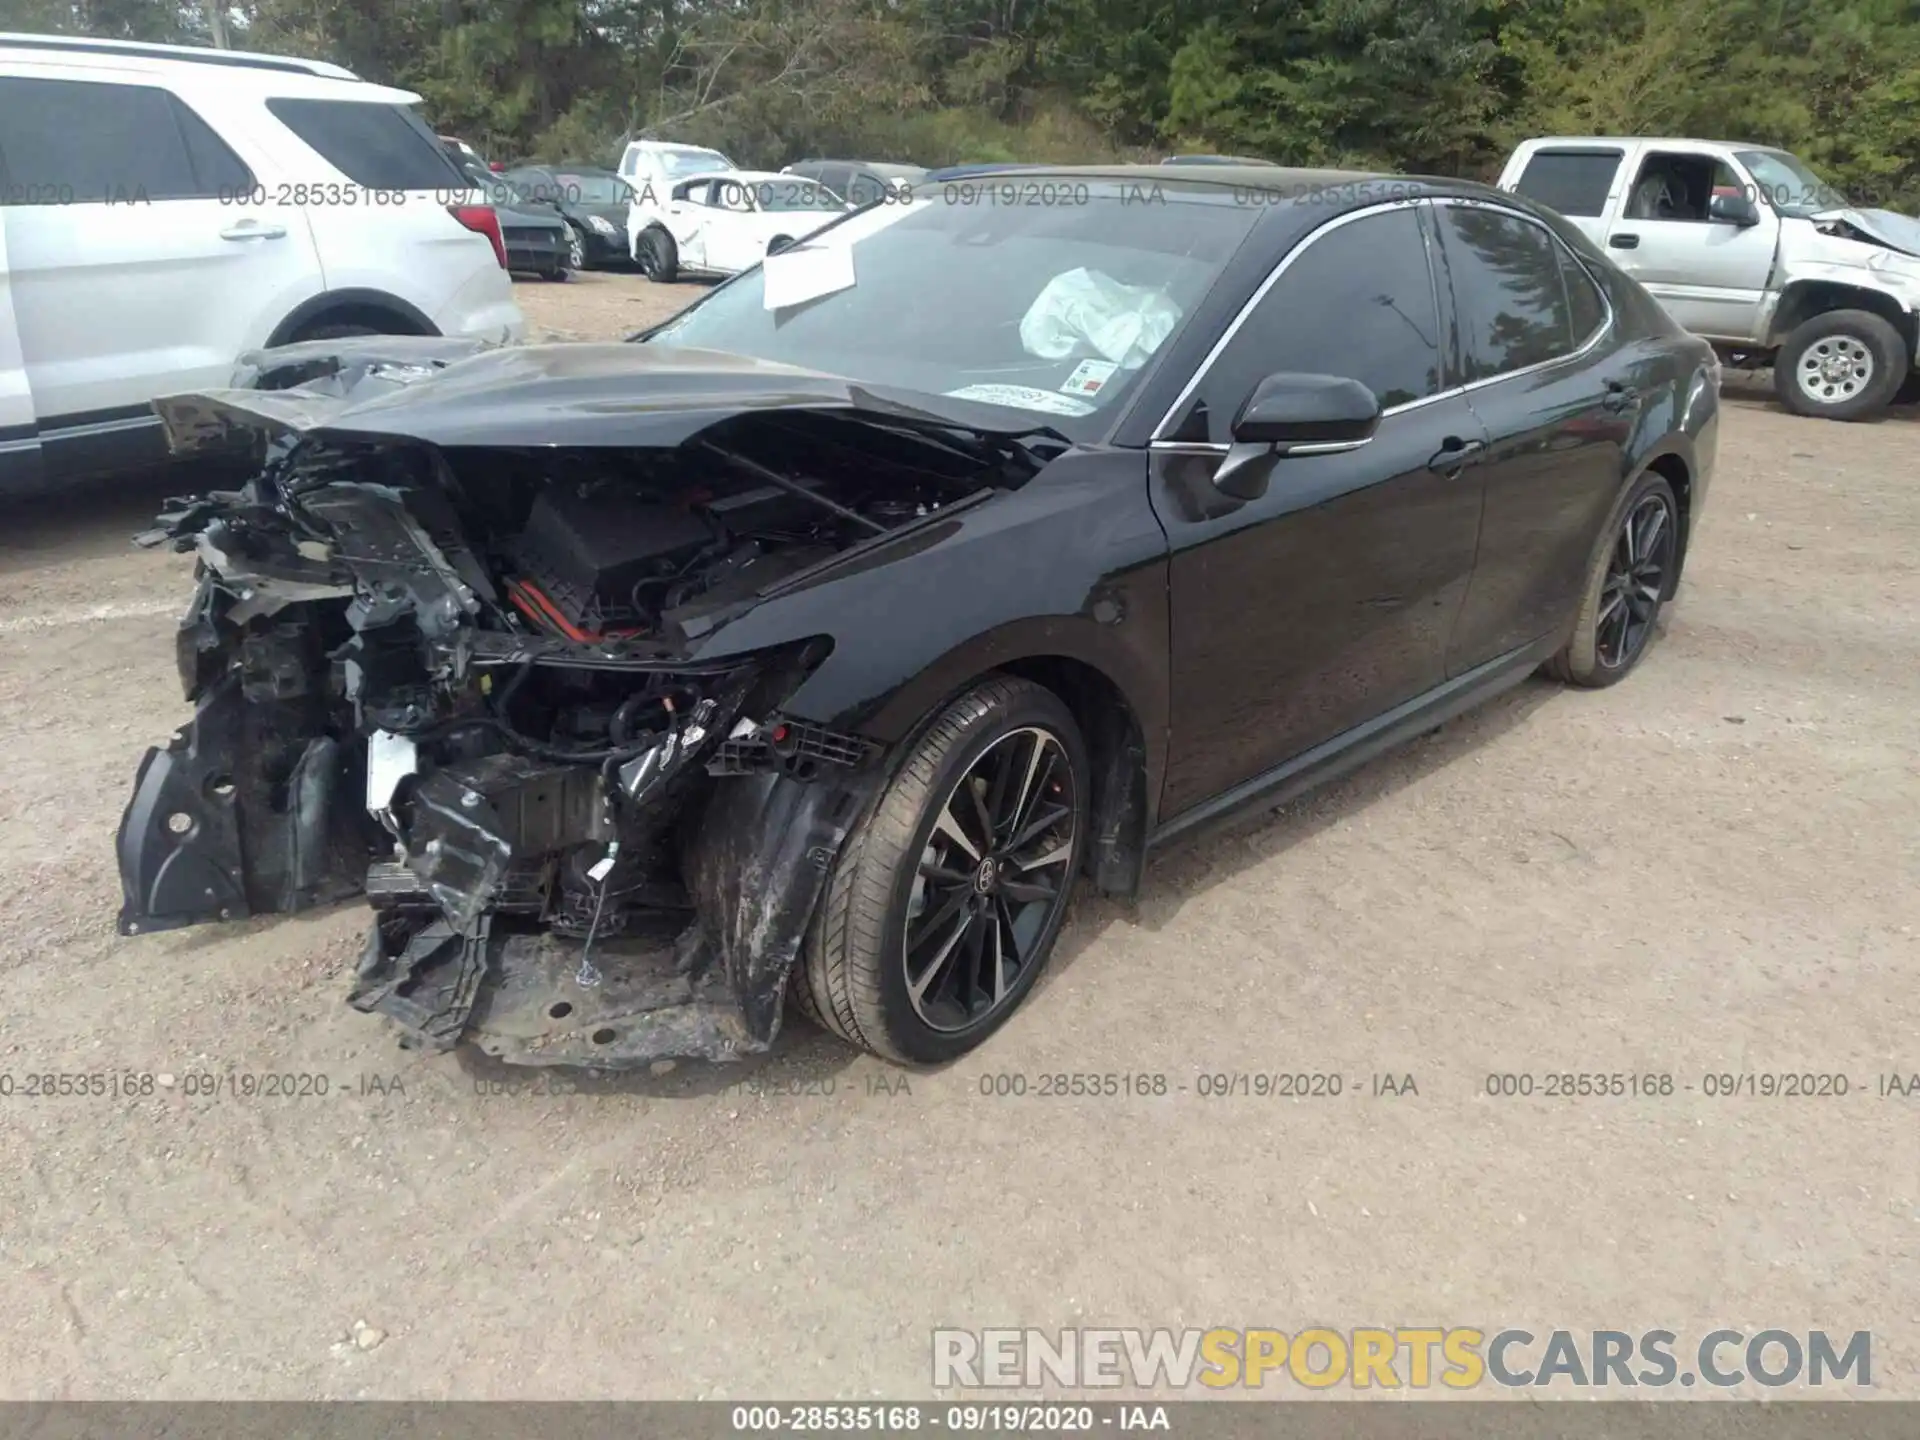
[{"left": 0, "top": 270, "right": 1914, "bottom": 1400}]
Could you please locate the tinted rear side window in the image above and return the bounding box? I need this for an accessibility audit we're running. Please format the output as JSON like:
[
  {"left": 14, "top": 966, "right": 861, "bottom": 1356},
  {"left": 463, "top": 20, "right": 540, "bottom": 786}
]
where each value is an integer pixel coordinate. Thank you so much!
[
  {"left": 847, "top": 171, "right": 897, "bottom": 205},
  {"left": 170, "top": 95, "right": 253, "bottom": 195},
  {"left": 1436, "top": 204, "right": 1576, "bottom": 379},
  {"left": 1198, "top": 206, "right": 1443, "bottom": 431},
  {"left": 0, "top": 76, "right": 248, "bottom": 202},
  {"left": 1560, "top": 247, "right": 1608, "bottom": 344},
  {"left": 1513, "top": 149, "right": 1622, "bottom": 218},
  {"left": 266, "top": 98, "right": 465, "bottom": 189}
]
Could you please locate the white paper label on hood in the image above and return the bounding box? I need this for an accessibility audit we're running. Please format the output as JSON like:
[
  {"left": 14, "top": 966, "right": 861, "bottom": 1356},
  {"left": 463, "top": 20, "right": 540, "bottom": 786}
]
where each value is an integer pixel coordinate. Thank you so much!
[
  {"left": 943, "top": 384, "right": 1097, "bottom": 417},
  {"left": 762, "top": 241, "right": 856, "bottom": 311}
]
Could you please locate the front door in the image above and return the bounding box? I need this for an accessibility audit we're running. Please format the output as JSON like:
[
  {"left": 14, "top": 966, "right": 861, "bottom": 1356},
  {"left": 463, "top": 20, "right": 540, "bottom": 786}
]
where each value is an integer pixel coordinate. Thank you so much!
[
  {"left": 1150, "top": 202, "right": 1489, "bottom": 819},
  {"left": 664, "top": 179, "right": 713, "bottom": 270},
  {"left": 1606, "top": 147, "right": 1779, "bottom": 339}
]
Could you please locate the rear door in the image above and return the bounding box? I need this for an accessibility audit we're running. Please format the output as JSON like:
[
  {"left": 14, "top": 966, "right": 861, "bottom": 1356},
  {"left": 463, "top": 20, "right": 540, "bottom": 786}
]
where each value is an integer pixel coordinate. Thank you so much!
[
  {"left": 1152, "top": 201, "right": 1489, "bottom": 818},
  {"left": 1433, "top": 199, "right": 1635, "bottom": 673},
  {"left": 0, "top": 71, "right": 321, "bottom": 469},
  {"left": 1504, "top": 144, "right": 1627, "bottom": 246},
  {"left": 254, "top": 90, "right": 503, "bottom": 329},
  {"left": 1604, "top": 145, "right": 1777, "bottom": 338}
]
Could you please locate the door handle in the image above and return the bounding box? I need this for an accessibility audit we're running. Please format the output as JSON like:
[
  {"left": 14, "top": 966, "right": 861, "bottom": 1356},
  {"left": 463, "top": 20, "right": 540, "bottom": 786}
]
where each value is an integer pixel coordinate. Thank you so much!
[
  {"left": 1608, "top": 233, "right": 1639, "bottom": 249},
  {"left": 1426, "top": 435, "right": 1485, "bottom": 475},
  {"left": 219, "top": 220, "right": 287, "bottom": 241},
  {"left": 1603, "top": 380, "right": 1640, "bottom": 412}
]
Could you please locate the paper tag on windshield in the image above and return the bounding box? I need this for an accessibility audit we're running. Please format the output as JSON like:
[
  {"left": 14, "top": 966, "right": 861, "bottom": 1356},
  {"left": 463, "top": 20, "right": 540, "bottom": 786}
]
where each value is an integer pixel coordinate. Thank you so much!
[
  {"left": 944, "top": 384, "right": 1096, "bottom": 417},
  {"left": 1061, "top": 359, "right": 1118, "bottom": 398},
  {"left": 762, "top": 242, "right": 855, "bottom": 311}
]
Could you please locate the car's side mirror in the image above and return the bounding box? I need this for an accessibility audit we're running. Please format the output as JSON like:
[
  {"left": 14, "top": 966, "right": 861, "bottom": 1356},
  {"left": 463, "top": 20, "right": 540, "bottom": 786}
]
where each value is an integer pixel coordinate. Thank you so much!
[
  {"left": 1213, "top": 373, "right": 1380, "bottom": 501},
  {"left": 1709, "top": 191, "right": 1761, "bottom": 227}
]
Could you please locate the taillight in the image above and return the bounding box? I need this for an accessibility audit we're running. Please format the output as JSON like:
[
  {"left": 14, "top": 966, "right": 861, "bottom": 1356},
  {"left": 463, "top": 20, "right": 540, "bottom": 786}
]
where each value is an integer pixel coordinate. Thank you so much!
[{"left": 448, "top": 204, "right": 507, "bottom": 269}]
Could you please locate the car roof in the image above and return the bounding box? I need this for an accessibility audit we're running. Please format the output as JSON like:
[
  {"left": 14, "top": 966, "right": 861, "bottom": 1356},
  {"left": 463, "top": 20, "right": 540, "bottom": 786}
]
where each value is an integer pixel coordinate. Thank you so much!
[
  {"left": 0, "top": 31, "right": 360, "bottom": 81},
  {"left": 945, "top": 161, "right": 1385, "bottom": 188},
  {"left": 789, "top": 159, "right": 926, "bottom": 177},
  {"left": 680, "top": 169, "right": 828, "bottom": 187},
  {"left": 0, "top": 34, "right": 418, "bottom": 101},
  {"left": 1520, "top": 136, "right": 1770, "bottom": 150},
  {"left": 924, "top": 163, "right": 1535, "bottom": 215},
  {"left": 631, "top": 140, "right": 730, "bottom": 154}
]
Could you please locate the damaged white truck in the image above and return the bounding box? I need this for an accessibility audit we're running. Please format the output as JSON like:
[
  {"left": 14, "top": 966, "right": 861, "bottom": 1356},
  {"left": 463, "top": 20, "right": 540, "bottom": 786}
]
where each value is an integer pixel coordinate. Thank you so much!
[{"left": 1500, "top": 137, "right": 1920, "bottom": 419}]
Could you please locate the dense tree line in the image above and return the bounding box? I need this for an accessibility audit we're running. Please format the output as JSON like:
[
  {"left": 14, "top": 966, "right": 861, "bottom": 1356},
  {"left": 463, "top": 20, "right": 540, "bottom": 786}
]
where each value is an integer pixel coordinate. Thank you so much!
[{"left": 9, "top": 0, "right": 1919, "bottom": 206}]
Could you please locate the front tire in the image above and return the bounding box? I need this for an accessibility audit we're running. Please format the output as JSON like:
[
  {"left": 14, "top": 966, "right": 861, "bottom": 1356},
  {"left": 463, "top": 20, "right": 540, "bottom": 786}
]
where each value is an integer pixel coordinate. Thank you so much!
[
  {"left": 1546, "top": 470, "right": 1679, "bottom": 688},
  {"left": 1774, "top": 309, "right": 1907, "bottom": 420},
  {"left": 635, "top": 226, "right": 678, "bottom": 282},
  {"left": 796, "top": 677, "right": 1087, "bottom": 1064},
  {"left": 565, "top": 224, "right": 587, "bottom": 271}
]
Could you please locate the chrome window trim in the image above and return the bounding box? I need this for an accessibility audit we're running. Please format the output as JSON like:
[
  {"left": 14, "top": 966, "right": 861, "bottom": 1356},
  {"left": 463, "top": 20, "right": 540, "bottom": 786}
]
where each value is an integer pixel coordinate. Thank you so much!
[
  {"left": 1153, "top": 192, "right": 1617, "bottom": 443},
  {"left": 1151, "top": 197, "right": 1427, "bottom": 442},
  {"left": 1148, "top": 438, "right": 1368, "bottom": 457},
  {"left": 38, "top": 414, "right": 162, "bottom": 441}
]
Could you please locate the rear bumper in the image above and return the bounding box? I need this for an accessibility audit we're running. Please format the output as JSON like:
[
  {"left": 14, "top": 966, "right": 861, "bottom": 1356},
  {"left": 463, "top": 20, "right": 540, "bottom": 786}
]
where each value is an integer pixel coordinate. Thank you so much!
[{"left": 436, "top": 267, "right": 526, "bottom": 342}]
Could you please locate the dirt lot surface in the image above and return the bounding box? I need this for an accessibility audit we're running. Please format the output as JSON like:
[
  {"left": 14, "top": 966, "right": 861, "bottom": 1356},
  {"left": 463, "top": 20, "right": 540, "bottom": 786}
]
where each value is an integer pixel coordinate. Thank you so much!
[{"left": 0, "top": 270, "right": 1915, "bottom": 1400}]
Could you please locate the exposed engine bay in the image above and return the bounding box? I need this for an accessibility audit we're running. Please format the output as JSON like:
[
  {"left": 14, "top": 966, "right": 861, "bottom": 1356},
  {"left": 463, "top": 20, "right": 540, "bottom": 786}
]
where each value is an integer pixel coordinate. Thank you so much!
[{"left": 116, "top": 343, "right": 1056, "bottom": 1066}]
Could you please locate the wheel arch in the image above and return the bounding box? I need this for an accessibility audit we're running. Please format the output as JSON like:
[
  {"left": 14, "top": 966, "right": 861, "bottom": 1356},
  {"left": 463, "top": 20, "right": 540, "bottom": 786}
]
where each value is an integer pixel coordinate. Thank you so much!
[
  {"left": 266, "top": 289, "right": 440, "bottom": 347},
  {"left": 835, "top": 631, "right": 1162, "bottom": 900},
  {"left": 993, "top": 655, "right": 1152, "bottom": 898},
  {"left": 1767, "top": 280, "right": 1919, "bottom": 358},
  {"left": 1641, "top": 451, "right": 1694, "bottom": 595}
]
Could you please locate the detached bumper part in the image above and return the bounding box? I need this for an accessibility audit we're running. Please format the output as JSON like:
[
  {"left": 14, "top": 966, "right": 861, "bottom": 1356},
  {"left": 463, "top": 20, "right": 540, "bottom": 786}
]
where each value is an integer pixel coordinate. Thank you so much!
[
  {"left": 117, "top": 675, "right": 372, "bottom": 935},
  {"left": 347, "top": 767, "right": 880, "bottom": 1066}
]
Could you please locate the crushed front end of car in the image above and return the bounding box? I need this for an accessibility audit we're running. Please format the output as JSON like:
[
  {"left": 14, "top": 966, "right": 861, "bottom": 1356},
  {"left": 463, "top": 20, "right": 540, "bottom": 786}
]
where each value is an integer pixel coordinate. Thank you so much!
[{"left": 114, "top": 341, "right": 1041, "bottom": 1066}]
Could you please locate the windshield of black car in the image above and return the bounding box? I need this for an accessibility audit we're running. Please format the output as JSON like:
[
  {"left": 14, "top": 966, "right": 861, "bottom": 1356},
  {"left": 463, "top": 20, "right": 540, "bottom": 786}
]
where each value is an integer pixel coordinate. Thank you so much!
[
  {"left": 554, "top": 172, "right": 626, "bottom": 204},
  {"left": 1736, "top": 150, "right": 1849, "bottom": 218},
  {"left": 640, "top": 182, "right": 1262, "bottom": 437}
]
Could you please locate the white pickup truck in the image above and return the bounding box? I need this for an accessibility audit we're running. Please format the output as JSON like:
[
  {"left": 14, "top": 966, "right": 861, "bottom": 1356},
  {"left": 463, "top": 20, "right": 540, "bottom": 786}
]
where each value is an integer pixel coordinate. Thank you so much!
[{"left": 1499, "top": 137, "right": 1920, "bottom": 420}]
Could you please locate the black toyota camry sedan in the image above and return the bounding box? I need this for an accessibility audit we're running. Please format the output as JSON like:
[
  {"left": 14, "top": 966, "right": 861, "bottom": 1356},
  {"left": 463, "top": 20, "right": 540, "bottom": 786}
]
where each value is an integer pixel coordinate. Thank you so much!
[{"left": 115, "top": 166, "right": 1718, "bottom": 1068}]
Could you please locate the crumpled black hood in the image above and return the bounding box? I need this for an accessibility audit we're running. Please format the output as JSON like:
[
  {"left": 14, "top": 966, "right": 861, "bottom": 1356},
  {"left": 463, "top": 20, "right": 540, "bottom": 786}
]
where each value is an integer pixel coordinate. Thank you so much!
[{"left": 153, "top": 339, "right": 1057, "bottom": 455}]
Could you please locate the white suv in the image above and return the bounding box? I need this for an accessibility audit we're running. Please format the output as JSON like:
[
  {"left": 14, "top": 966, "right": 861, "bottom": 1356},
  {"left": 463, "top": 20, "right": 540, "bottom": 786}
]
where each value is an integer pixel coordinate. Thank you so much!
[{"left": 0, "top": 33, "right": 526, "bottom": 492}]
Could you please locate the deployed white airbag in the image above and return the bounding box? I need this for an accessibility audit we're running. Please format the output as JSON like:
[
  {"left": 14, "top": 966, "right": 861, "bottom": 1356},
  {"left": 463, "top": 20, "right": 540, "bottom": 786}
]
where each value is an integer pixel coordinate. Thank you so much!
[{"left": 1019, "top": 267, "right": 1182, "bottom": 370}]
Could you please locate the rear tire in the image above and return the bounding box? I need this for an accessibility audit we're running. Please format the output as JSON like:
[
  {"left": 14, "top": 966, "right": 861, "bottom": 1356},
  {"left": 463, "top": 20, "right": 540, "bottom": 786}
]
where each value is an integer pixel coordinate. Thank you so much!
[
  {"left": 1773, "top": 309, "right": 1906, "bottom": 420},
  {"left": 796, "top": 676, "right": 1087, "bottom": 1065},
  {"left": 1546, "top": 470, "right": 1679, "bottom": 688}
]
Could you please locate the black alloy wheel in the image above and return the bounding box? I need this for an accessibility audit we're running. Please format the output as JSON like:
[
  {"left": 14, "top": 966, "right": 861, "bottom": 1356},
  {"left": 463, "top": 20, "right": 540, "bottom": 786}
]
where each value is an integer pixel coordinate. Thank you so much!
[
  {"left": 1545, "top": 469, "right": 1681, "bottom": 688},
  {"left": 1596, "top": 490, "right": 1675, "bottom": 670},
  {"left": 795, "top": 676, "right": 1088, "bottom": 1064},
  {"left": 902, "top": 725, "right": 1077, "bottom": 1032}
]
